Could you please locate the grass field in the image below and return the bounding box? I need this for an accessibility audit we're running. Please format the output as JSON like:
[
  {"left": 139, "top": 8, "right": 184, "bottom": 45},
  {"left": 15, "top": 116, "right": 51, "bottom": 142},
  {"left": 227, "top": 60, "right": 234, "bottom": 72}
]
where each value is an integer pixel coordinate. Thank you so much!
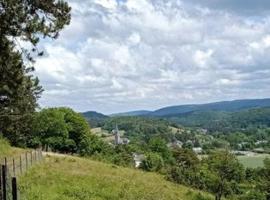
[
  {"left": 0, "top": 138, "right": 25, "bottom": 161},
  {"left": 238, "top": 154, "right": 270, "bottom": 168},
  {"left": 19, "top": 155, "right": 212, "bottom": 200}
]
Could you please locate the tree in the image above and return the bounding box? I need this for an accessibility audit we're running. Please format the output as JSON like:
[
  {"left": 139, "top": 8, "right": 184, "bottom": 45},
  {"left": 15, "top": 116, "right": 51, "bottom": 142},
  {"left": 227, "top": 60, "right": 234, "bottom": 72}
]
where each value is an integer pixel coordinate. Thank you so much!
[
  {"left": 258, "top": 158, "right": 270, "bottom": 199},
  {"left": 172, "top": 148, "right": 199, "bottom": 170},
  {"left": 0, "top": 0, "right": 71, "bottom": 145},
  {"left": 32, "top": 108, "right": 90, "bottom": 153},
  {"left": 148, "top": 137, "right": 172, "bottom": 162},
  {"left": 140, "top": 152, "right": 164, "bottom": 172},
  {"left": 201, "top": 151, "right": 244, "bottom": 200},
  {"left": 168, "top": 148, "right": 201, "bottom": 187},
  {"left": 0, "top": 0, "right": 71, "bottom": 44},
  {"left": 79, "top": 133, "right": 112, "bottom": 156},
  {"left": 0, "top": 40, "right": 43, "bottom": 145}
]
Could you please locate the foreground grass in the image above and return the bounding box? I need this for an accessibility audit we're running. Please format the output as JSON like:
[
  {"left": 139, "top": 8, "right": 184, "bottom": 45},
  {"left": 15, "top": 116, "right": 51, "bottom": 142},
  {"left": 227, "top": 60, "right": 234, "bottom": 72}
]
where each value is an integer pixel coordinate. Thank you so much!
[{"left": 19, "top": 155, "right": 212, "bottom": 200}]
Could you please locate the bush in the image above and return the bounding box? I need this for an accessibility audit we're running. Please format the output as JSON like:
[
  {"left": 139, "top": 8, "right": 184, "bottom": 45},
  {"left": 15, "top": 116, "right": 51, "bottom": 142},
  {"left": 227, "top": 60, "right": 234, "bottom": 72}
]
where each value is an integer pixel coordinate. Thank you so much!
[{"left": 140, "top": 152, "right": 164, "bottom": 172}]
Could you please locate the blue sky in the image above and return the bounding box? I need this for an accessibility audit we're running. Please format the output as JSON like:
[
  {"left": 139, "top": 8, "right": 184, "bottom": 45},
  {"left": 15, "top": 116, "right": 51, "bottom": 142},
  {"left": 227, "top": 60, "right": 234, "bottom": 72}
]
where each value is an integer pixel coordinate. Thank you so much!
[{"left": 33, "top": 0, "right": 270, "bottom": 114}]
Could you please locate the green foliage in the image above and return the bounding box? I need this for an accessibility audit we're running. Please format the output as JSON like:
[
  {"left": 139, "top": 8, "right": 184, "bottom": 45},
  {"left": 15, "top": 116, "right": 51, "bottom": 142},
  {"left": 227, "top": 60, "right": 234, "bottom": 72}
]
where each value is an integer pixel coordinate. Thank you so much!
[
  {"left": 79, "top": 133, "right": 110, "bottom": 156},
  {"left": 148, "top": 137, "right": 172, "bottom": 161},
  {"left": 237, "top": 190, "right": 266, "bottom": 200},
  {"left": 166, "top": 108, "right": 270, "bottom": 134},
  {"left": 79, "top": 133, "right": 134, "bottom": 167},
  {"left": 172, "top": 148, "right": 199, "bottom": 170},
  {"left": 0, "top": 0, "right": 71, "bottom": 45},
  {"left": 168, "top": 149, "right": 201, "bottom": 188},
  {"left": 259, "top": 158, "right": 270, "bottom": 199},
  {"left": 0, "top": 0, "right": 71, "bottom": 146},
  {"left": 103, "top": 116, "right": 174, "bottom": 142},
  {"left": 81, "top": 111, "right": 109, "bottom": 127},
  {"left": 32, "top": 108, "right": 90, "bottom": 153},
  {"left": 140, "top": 152, "right": 164, "bottom": 172},
  {"left": 201, "top": 151, "right": 244, "bottom": 200},
  {"left": 168, "top": 150, "right": 247, "bottom": 200},
  {"left": 0, "top": 39, "right": 43, "bottom": 146}
]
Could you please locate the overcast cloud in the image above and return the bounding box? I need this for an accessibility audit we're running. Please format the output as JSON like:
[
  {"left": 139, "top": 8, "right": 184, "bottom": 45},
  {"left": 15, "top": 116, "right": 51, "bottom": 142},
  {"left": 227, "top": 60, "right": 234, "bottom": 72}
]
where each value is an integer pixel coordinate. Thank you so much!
[{"left": 33, "top": 0, "right": 270, "bottom": 114}]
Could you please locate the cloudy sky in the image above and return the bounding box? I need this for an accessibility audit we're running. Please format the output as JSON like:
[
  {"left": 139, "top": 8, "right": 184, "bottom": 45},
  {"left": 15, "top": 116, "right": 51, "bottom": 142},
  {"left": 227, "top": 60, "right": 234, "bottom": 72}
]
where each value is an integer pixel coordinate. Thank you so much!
[{"left": 34, "top": 0, "right": 270, "bottom": 114}]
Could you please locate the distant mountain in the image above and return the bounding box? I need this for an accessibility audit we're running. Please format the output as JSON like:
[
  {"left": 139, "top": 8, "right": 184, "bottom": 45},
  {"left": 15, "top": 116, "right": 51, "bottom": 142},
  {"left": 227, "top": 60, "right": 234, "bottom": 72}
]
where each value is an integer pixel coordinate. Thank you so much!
[
  {"left": 111, "top": 110, "right": 152, "bottom": 117},
  {"left": 148, "top": 98, "right": 270, "bottom": 117},
  {"left": 81, "top": 111, "right": 109, "bottom": 128}
]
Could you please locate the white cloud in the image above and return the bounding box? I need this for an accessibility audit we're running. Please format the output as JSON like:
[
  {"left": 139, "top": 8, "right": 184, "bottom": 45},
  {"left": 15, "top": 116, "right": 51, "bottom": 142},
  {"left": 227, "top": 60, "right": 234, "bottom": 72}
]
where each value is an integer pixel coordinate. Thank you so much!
[
  {"left": 193, "top": 49, "right": 213, "bottom": 68},
  {"left": 31, "top": 0, "right": 270, "bottom": 114},
  {"left": 95, "top": 0, "right": 117, "bottom": 10}
]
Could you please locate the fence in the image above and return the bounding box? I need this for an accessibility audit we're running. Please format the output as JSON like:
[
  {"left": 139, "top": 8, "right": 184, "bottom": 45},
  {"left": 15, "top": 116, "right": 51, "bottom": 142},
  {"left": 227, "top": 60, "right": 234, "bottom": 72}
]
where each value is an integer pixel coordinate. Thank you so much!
[{"left": 0, "top": 149, "right": 43, "bottom": 200}]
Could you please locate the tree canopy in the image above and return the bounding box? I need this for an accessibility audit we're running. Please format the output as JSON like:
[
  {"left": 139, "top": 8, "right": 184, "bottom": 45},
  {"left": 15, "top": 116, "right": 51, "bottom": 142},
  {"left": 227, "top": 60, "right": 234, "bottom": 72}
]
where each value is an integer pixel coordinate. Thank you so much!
[
  {"left": 31, "top": 107, "right": 90, "bottom": 153},
  {"left": 0, "top": 0, "right": 71, "bottom": 145}
]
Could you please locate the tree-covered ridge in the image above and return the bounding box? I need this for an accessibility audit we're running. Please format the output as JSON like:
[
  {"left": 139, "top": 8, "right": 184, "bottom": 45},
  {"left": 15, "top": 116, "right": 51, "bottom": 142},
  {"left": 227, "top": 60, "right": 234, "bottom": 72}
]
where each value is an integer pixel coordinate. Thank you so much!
[
  {"left": 165, "top": 107, "right": 270, "bottom": 133},
  {"left": 147, "top": 98, "right": 270, "bottom": 116},
  {"left": 81, "top": 111, "right": 109, "bottom": 128}
]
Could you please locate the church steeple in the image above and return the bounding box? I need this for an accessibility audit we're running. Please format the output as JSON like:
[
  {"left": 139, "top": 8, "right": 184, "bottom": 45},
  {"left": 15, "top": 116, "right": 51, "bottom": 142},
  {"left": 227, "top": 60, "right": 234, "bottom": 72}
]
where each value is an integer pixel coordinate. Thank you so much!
[{"left": 114, "top": 124, "right": 122, "bottom": 145}]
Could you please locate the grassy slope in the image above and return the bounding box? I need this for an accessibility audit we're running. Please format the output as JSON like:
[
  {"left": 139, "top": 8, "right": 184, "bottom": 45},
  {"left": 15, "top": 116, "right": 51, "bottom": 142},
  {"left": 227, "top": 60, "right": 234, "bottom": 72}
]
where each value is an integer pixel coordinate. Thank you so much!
[
  {"left": 19, "top": 155, "right": 212, "bottom": 200},
  {"left": 0, "top": 138, "right": 25, "bottom": 161}
]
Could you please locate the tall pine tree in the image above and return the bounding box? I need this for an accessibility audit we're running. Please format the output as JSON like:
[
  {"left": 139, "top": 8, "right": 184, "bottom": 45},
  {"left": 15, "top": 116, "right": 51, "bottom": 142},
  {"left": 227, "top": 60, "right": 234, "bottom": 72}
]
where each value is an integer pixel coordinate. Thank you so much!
[{"left": 0, "top": 0, "right": 71, "bottom": 146}]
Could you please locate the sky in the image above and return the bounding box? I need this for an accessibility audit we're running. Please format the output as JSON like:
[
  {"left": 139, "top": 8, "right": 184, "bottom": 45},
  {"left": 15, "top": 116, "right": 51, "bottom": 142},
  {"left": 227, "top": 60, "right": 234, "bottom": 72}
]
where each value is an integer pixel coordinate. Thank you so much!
[{"left": 33, "top": 0, "right": 270, "bottom": 114}]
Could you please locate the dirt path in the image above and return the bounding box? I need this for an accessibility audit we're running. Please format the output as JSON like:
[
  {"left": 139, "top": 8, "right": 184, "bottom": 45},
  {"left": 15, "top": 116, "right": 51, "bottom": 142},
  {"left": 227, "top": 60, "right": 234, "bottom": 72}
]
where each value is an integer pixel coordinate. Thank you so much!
[{"left": 42, "top": 151, "right": 75, "bottom": 158}]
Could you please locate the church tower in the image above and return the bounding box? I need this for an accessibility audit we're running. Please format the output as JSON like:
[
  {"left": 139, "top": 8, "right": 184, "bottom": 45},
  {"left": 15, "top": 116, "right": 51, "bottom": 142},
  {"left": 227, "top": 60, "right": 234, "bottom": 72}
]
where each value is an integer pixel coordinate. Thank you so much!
[{"left": 114, "top": 124, "right": 122, "bottom": 145}]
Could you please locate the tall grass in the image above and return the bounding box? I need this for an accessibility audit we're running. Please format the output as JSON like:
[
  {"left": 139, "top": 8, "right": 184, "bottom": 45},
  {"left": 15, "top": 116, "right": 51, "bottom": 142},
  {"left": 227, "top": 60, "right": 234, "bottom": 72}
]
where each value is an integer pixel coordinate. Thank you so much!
[
  {"left": 0, "top": 137, "right": 11, "bottom": 158},
  {"left": 0, "top": 136, "right": 25, "bottom": 160},
  {"left": 19, "top": 155, "right": 213, "bottom": 200}
]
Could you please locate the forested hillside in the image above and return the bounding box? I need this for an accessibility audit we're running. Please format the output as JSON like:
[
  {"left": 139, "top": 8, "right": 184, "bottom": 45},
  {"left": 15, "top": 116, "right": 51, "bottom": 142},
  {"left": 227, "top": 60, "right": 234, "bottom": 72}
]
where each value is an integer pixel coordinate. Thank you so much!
[
  {"left": 82, "top": 111, "right": 109, "bottom": 127},
  {"left": 164, "top": 107, "right": 270, "bottom": 133},
  {"left": 148, "top": 98, "right": 270, "bottom": 116},
  {"left": 102, "top": 116, "right": 176, "bottom": 142}
]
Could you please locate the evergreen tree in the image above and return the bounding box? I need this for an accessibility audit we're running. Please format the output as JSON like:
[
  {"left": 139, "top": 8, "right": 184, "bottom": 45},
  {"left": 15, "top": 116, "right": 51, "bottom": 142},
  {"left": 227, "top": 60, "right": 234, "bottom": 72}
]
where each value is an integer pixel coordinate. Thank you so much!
[{"left": 0, "top": 0, "right": 71, "bottom": 145}]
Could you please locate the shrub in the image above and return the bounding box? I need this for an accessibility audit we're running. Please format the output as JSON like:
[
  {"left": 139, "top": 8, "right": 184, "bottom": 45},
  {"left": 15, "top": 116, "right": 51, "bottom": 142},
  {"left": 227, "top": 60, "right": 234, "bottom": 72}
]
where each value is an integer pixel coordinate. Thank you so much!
[{"left": 140, "top": 152, "right": 164, "bottom": 172}]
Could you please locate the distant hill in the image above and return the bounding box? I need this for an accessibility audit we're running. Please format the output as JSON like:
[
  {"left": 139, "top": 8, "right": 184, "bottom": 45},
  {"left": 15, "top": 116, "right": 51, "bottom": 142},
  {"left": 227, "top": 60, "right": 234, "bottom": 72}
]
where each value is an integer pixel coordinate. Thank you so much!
[
  {"left": 81, "top": 111, "right": 109, "bottom": 128},
  {"left": 111, "top": 110, "right": 152, "bottom": 117},
  {"left": 83, "top": 98, "right": 270, "bottom": 131},
  {"left": 148, "top": 98, "right": 270, "bottom": 117},
  {"left": 163, "top": 107, "right": 270, "bottom": 133},
  {"left": 109, "top": 98, "right": 270, "bottom": 117}
]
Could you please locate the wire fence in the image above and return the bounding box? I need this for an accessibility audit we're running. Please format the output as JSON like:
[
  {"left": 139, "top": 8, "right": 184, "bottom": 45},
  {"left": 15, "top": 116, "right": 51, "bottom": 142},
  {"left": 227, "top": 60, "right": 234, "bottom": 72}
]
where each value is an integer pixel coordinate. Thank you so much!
[{"left": 0, "top": 149, "right": 43, "bottom": 200}]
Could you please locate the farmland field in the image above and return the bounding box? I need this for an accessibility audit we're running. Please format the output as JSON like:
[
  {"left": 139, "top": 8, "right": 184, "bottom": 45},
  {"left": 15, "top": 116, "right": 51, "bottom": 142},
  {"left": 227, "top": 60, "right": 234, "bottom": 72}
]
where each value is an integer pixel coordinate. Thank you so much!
[{"left": 237, "top": 154, "right": 270, "bottom": 168}]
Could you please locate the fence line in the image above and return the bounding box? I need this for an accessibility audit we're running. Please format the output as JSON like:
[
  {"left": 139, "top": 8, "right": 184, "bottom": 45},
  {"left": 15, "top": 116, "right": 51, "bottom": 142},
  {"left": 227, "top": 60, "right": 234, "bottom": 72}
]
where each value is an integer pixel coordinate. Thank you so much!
[{"left": 0, "top": 149, "right": 43, "bottom": 200}]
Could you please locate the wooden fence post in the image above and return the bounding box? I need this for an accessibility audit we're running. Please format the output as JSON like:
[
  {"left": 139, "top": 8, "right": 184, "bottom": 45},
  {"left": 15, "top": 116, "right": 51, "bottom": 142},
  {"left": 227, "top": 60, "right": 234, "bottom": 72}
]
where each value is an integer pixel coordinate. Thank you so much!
[
  {"left": 11, "top": 177, "right": 18, "bottom": 200},
  {"left": 4, "top": 158, "right": 7, "bottom": 173},
  {"left": 34, "top": 150, "right": 37, "bottom": 162},
  {"left": 0, "top": 166, "right": 2, "bottom": 200},
  {"left": 30, "top": 151, "right": 33, "bottom": 166},
  {"left": 25, "top": 152, "right": 28, "bottom": 170},
  {"left": 12, "top": 158, "right": 15, "bottom": 177},
  {"left": 19, "top": 156, "right": 22, "bottom": 175},
  {"left": 1, "top": 165, "right": 7, "bottom": 200}
]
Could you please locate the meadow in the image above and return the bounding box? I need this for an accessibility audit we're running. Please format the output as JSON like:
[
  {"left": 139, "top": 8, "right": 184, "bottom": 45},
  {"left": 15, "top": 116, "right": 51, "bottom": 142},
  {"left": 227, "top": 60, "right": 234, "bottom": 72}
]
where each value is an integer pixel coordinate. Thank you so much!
[
  {"left": 19, "top": 155, "right": 212, "bottom": 200},
  {"left": 237, "top": 154, "right": 270, "bottom": 168}
]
